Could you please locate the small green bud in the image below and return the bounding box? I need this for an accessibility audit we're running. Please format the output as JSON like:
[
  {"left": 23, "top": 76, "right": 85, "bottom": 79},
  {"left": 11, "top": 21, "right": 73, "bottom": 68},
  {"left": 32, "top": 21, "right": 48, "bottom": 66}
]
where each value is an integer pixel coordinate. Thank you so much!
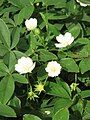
[
  {"left": 28, "top": 91, "right": 38, "bottom": 100},
  {"left": 34, "top": 28, "right": 40, "bottom": 35},
  {"left": 70, "top": 83, "right": 79, "bottom": 91}
]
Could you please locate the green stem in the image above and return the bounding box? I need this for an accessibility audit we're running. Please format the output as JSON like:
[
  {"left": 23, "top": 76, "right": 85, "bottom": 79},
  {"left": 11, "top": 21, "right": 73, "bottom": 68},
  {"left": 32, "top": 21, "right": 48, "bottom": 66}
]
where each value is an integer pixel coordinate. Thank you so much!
[
  {"left": 75, "top": 73, "right": 77, "bottom": 83},
  {"left": 44, "top": 76, "right": 48, "bottom": 85}
]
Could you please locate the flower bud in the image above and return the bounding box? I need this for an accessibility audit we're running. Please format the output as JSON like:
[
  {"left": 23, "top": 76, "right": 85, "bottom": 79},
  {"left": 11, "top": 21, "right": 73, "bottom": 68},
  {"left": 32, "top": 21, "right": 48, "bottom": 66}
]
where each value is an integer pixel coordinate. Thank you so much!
[
  {"left": 70, "top": 83, "right": 79, "bottom": 91},
  {"left": 34, "top": 28, "right": 40, "bottom": 35}
]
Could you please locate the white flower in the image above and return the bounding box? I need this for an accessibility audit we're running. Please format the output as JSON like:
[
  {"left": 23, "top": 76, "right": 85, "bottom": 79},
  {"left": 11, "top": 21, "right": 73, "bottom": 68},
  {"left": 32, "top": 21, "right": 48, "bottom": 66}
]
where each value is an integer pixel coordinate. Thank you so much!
[
  {"left": 45, "top": 110, "right": 51, "bottom": 115},
  {"left": 55, "top": 32, "right": 74, "bottom": 48},
  {"left": 25, "top": 18, "right": 37, "bottom": 31},
  {"left": 15, "top": 57, "right": 35, "bottom": 74},
  {"left": 45, "top": 61, "right": 62, "bottom": 77},
  {"left": 76, "top": 0, "right": 90, "bottom": 7}
]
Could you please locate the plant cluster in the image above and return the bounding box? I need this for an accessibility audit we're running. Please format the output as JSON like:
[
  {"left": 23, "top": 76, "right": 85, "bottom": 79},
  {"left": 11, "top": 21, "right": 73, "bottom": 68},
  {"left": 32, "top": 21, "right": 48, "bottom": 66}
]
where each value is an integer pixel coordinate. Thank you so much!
[{"left": 0, "top": 0, "right": 90, "bottom": 120}]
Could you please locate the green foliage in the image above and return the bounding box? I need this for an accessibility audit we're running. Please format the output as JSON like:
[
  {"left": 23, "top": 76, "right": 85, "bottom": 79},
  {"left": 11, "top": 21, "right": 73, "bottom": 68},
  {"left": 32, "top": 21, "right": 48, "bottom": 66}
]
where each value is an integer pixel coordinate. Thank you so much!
[
  {"left": 53, "top": 108, "right": 69, "bottom": 120},
  {"left": 0, "top": 19, "right": 10, "bottom": 48},
  {"left": 0, "top": 0, "right": 90, "bottom": 119},
  {"left": 12, "top": 73, "right": 28, "bottom": 84},
  {"left": 46, "top": 81, "right": 71, "bottom": 99},
  {"left": 60, "top": 58, "right": 79, "bottom": 73},
  {"left": 23, "top": 114, "right": 42, "bottom": 120},
  {"left": 0, "top": 102, "right": 16, "bottom": 117},
  {"left": 0, "top": 75, "right": 14, "bottom": 104}
]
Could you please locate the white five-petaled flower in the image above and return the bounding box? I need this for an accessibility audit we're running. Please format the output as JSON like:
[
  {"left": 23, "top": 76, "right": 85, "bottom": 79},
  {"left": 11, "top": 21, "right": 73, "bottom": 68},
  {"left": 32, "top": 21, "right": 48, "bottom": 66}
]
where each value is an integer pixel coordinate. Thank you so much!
[
  {"left": 55, "top": 32, "right": 74, "bottom": 48},
  {"left": 25, "top": 18, "right": 37, "bottom": 31},
  {"left": 15, "top": 57, "right": 35, "bottom": 74},
  {"left": 76, "top": 0, "right": 90, "bottom": 7},
  {"left": 45, "top": 61, "right": 62, "bottom": 77}
]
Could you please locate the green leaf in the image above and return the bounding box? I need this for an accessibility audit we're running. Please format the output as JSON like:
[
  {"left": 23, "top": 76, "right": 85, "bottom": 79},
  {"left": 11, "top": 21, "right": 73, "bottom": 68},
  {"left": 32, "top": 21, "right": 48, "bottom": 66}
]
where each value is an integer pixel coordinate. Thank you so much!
[
  {"left": 0, "top": 102, "right": 16, "bottom": 117},
  {"left": 16, "top": 5, "right": 34, "bottom": 25},
  {"left": 13, "top": 73, "right": 28, "bottom": 84},
  {"left": 53, "top": 108, "right": 69, "bottom": 120},
  {"left": 80, "top": 90, "right": 90, "bottom": 98},
  {"left": 13, "top": 50, "right": 27, "bottom": 59},
  {"left": 54, "top": 98, "right": 72, "bottom": 114},
  {"left": 79, "top": 58, "right": 90, "bottom": 74},
  {"left": 48, "top": 23, "right": 59, "bottom": 36},
  {"left": 39, "top": 49, "right": 57, "bottom": 62},
  {"left": 43, "top": 13, "right": 69, "bottom": 20},
  {"left": 60, "top": 58, "right": 79, "bottom": 73},
  {"left": 69, "top": 24, "right": 81, "bottom": 39},
  {"left": 43, "top": 0, "right": 66, "bottom": 8},
  {"left": 11, "top": 27, "right": 21, "bottom": 49},
  {"left": 46, "top": 82, "right": 71, "bottom": 99},
  {"left": 23, "top": 114, "right": 42, "bottom": 120},
  {"left": 75, "top": 38, "right": 90, "bottom": 45},
  {"left": 72, "top": 99, "right": 84, "bottom": 115},
  {"left": 79, "top": 44, "right": 90, "bottom": 58},
  {"left": 8, "top": 0, "right": 34, "bottom": 8},
  {"left": 0, "top": 61, "right": 9, "bottom": 77},
  {"left": 67, "top": 0, "right": 78, "bottom": 14},
  {"left": 8, "top": 96, "right": 21, "bottom": 110},
  {"left": 0, "top": 0, "right": 4, "bottom": 6},
  {"left": 8, "top": 0, "right": 24, "bottom": 8},
  {"left": 82, "top": 13, "right": 90, "bottom": 22},
  {"left": 56, "top": 78, "right": 71, "bottom": 97},
  {"left": 0, "top": 18, "right": 10, "bottom": 48},
  {"left": 3, "top": 51, "right": 16, "bottom": 73},
  {"left": 40, "top": 13, "right": 48, "bottom": 31},
  {"left": 25, "top": 32, "right": 38, "bottom": 56},
  {"left": 37, "top": 65, "right": 47, "bottom": 81},
  {"left": 0, "top": 75, "right": 15, "bottom": 104},
  {"left": 0, "top": 6, "right": 19, "bottom": 16},
  {"left": 0, "top": 43, "right": 8, "bottom": 57},
  {"left": 83, "top": 113, "right": 90, "bottom": 120}
]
